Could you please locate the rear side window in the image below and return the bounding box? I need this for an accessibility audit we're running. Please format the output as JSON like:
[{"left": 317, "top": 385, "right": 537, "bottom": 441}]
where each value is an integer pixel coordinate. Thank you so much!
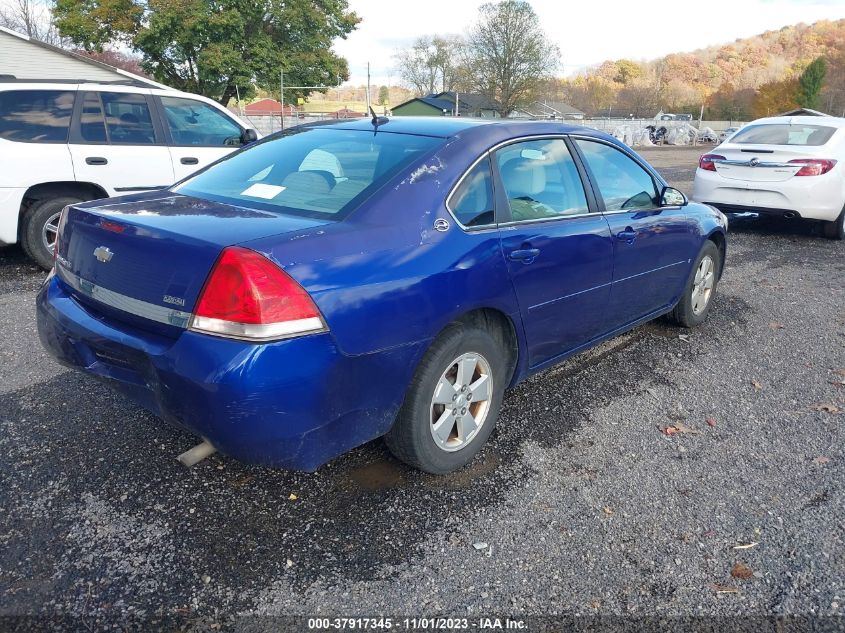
[
  {"left": 175, "top": 128, "right": 443, "bottom": 218},
  {"left": 449, "top": 158, "right": 495, "bottom": 227},
  {"left": 730, "top": 124, "right": 836, "bottom": 146},
  {"left": 160, "top": 96, "right": 243, "bottom": 146},
  {"left": 0, "top": 90, "right": 74, "bottom": 143},
  {"left": 101, "top": 92, "right": 156, "bottom": 144}
]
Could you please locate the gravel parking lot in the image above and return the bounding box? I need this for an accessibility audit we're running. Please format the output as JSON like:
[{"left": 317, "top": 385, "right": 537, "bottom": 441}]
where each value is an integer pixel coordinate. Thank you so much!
[{"left": 1, "top": 145, "right": 843, "bottom": 630}]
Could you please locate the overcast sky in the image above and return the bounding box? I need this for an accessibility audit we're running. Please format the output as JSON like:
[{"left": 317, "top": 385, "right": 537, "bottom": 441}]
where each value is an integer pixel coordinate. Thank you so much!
[{"left": 334, "top": 0, "right": 845, "bottom": 87}]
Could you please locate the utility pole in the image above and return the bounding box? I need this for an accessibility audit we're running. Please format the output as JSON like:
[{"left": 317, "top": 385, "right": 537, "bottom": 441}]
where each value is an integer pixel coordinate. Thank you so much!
[
  {"left": 280, "top": 69, "right": 285, "bottom": 131},
  {"left": 366, "top": 62, "right": 371, "bottom": 112}
]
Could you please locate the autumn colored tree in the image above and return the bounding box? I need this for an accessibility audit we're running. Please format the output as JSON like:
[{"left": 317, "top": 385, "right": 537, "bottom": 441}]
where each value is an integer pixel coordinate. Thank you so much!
[
  {"left": 53, "top": 0, "right": 360, "bottom": 106},
  {"left": 797, "top": 57, "right": 827, "bottom": 109},
  {"left": 752, "top": 78, "right": 799, "bottom": 118},
  {"left": 613, "top": 59, "right": 643, "bottom": 85}
]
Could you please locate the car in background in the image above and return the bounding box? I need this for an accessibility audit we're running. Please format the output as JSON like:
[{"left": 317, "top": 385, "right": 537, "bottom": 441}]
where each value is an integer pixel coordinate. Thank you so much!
[
  {"left": 693, "top": 116, "right": 845, "bottom": 239},
  {"left": 718, "top": 126, "right": 741, "bottom": 142},
  {"left": 0, "top": 79, "right": 258, "bottom": 268},
  {"left": 37, "top": 118, "right": 727, "bottom": 474}
]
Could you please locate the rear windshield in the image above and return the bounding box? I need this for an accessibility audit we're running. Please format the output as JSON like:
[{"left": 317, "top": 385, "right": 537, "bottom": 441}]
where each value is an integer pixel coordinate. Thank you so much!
[
  {"left": 175, "top": 127, "right": 443, "bottom": 218},
  {"left": 730, "top": 123, "right": 836, "bottom": 146},
  {"left": 0, "top": 89, "right": 75, "bottom": 143}
]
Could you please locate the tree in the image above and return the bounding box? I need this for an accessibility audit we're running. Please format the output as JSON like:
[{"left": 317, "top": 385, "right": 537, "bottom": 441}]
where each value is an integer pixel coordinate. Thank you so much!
[
  {"left": 378, "top": 85, "right": 389, "bottom": 105},
  {"left": 613, "top": 59, "right": 643, "bottom": 85},
  {"left": 75, "top": 49, "right": 147, "bottom": 76},
  {"left": 460, "top": 0, "right": 559, "bottom": 116},
  {"left": 394, "top": 35, "right": 462, "bottom": 96},
  {"left": 752, "top": 78, "right": 798, "bottom": 118},
  {"left": 0, "top": 0, "right": 67, "bottom": 46},
  {"left": 615, "top": 78, "right": 661, "bottom": 118},
  {"left": 52, "top": 0, "right": 360, "bottom": 106},
  {"left": 797, "top": 56, "right": 827, "bottom": 109},
  {"left": 560, "top": 75, "right": 617, "bottom": 116}
]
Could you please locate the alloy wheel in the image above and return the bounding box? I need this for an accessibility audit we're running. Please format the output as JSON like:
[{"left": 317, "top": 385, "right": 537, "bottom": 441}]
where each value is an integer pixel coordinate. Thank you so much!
[
  {"left": 41, "top": 212, "right": 61, "bottom": 255},
  {"left": 691, "top": 255, "right": 715, "bottom": 315},
  {"left": 429, "top": 352, "right": 492, "bottom": 452}
]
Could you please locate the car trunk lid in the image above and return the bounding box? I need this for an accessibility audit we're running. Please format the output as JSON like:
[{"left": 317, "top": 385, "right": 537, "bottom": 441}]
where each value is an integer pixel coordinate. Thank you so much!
[
  {"left": 55, "top": 193, "right": 331, "bottom": 337},
  {"left": 712, "top": 145, "right": 829, "bottom": 182}
]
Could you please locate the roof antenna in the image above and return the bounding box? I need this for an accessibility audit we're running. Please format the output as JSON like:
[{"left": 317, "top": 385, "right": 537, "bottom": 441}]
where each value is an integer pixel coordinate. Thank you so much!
[{"left": 369, "top": 105, "right": 389, "bottom": 131}]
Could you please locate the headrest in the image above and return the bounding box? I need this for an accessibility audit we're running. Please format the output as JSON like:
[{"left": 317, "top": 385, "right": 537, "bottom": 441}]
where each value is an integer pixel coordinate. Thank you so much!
[
  {"left": 501, "top": 157, "right": 546, "bottom": 196},
  {"left": 281, "top": 170, "right": 332, "bottom": 195}
]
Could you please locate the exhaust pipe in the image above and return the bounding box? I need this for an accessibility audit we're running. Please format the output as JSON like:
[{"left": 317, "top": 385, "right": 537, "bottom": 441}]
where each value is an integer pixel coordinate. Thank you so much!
[
  {"left": 177, "top": 440, "right": 217, "bottom": 467},
  {"left": 783, "top": 211, "right": 797, "bottom": 219}
]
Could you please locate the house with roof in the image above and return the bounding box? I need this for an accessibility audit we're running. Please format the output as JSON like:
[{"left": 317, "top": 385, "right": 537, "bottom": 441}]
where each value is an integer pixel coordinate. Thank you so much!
[
  {"left": 0, "top": 25, "right": 167, "bottom": 88},
  {"left": 779, "top": 107, "right": 830, "bottom": 117},
  {"left": 243, "top": 98, "right": 297, "bottom": 116},
  {"left": 391, "top": 91, "right": 500, "bottom": 118},
  {"left": 509, "top": 100, "right": 586, "bottom": 120}
]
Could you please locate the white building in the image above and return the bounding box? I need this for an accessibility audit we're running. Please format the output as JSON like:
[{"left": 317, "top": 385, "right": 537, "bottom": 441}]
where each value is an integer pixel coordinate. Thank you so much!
[{"left": 0, "top": 25, "right": 165, "bottom": 88}]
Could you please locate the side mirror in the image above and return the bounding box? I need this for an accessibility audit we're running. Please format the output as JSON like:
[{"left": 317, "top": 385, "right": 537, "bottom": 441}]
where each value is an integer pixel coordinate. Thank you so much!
[
  {"left": 660, "top": 186, "right": 687, "bottom": 207},
  {"left": 241, "top": 128, "right": 258, "bottom": 145}
]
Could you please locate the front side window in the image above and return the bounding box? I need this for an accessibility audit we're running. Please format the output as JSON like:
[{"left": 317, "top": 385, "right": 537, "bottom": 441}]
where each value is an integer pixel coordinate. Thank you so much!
[
  {"left": 494, "top": 138, "right": 589, "bottom": 222},
  {"left": 0, "top": 90, "right": 74, "bottom": 143},
  {"left": 449, "top": 158, "right": 495, "bottom": 227},
  {"left": 575, "top": 140, "right": 658, "bottom": 212},
  {"left": 175, "top": 128, "right": 443, "bottom": 218},
  {"left": 729, "top": 123, "right": 835, "bottom": 146},
  {"left": 100, "top": 92, "right": 156, "bottom": 144},
  {"left": 160, "top": 96, "right": 243, "bottom": 146}
]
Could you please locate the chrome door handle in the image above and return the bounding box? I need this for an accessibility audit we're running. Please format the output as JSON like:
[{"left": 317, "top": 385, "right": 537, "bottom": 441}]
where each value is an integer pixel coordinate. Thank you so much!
[
  {"left": 616, "top": 228, "right": 636, "bottom": 243},
  {"left": 508, "top": 248, "right": 540, "bottom": 264}
]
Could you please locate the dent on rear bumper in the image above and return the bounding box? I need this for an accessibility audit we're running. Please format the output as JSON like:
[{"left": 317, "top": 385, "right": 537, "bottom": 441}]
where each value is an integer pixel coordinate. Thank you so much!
[
  {"left": 36, "top": 276, "right": 425, "bottom": 471},
  {"left": 0, "top": 188, "right": 26, "bottom": 245}
]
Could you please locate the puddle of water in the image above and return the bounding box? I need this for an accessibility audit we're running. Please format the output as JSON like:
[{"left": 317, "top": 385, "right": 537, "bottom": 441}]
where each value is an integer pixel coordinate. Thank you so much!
[
  {"left": 345, "top": 458, "right": 408, "bottom": 491},
  {"left": 430, "top": 450, "right": 501, "bottom": 490}
]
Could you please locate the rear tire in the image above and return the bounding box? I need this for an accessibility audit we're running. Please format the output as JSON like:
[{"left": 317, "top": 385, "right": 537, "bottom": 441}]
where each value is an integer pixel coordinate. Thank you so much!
[
  {"left": 668, "top": 240, "right": 721, "bottom": 328},
  {"left": 21, "top": 196, "right": 82, "bottom": 270},
  {"left": 822, "top": 206, "right": 845, "bottom": 240},
  {"left": 385, "top": 323, "right": 507, "bottom": 474}
]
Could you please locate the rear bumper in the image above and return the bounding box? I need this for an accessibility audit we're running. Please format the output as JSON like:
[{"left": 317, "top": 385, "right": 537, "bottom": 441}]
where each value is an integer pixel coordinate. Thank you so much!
[
  {"left": 692, "top": 168, "right": 844, "bottom": 222},
  {"left": 36, "top": 274, "right": 424, "bottom": 471},
  {"left": 704, "top": 203, "right": 804, "bottom": 219},
  {"left": 0, "top": 187, "right": 26, "bottom": 245}
]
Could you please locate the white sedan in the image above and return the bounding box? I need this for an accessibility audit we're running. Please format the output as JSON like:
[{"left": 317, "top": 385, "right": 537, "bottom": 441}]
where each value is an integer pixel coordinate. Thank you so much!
[{"left": 692, "top": 116, "right": 845, "bottom": 239}]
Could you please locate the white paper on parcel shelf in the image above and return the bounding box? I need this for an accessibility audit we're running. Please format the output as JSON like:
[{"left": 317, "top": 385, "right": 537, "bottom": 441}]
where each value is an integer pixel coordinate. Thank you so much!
[{"left": 241, "top": 183, "right": 285, "bottom": 199}]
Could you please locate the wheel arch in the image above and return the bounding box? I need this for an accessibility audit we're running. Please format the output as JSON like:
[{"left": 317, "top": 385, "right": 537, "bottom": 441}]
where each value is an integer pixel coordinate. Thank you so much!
[
  {"left": 705, "top": 229, "right": 727, "bottom": 278},
  {"left": 446, "top": 307, "right": 521, "bottom": 388},
  {"left": 19, "top": 181, "right": 108, "bottom": 236}
]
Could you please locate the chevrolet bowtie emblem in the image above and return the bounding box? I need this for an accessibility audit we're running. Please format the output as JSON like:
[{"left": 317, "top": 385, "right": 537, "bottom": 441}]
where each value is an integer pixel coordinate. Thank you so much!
[{"left": 93, "top": 246, "right": 114, "bottom": 263}]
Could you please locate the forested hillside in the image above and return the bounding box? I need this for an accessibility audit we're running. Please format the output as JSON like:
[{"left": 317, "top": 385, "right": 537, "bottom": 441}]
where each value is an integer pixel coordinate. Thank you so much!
[{"left": 554, "top": 19, "right": 845, "bottom": 119}]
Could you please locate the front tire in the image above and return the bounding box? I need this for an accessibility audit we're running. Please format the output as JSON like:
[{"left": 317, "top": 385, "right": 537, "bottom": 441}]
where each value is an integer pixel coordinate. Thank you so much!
[
  {"left": 21, "top": 196, "right": 82, "bottom": 270},
  {"left": 822, "top": 206, "right": 845, "bottom": 240},
  {"left": 385, "top": 323, "right": 507, "bottom": 474},
  {"left": 668, "top": 240, "right": 721, "bottom": 328}
]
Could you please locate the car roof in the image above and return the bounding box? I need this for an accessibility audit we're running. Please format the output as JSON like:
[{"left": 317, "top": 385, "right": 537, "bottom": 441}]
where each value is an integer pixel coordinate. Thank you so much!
[
  {"left": 747, "top": 116, "right": 845, "bottom": 128},
  {"left": 309, "top": 116, "right": 602, "bottom": 139}
]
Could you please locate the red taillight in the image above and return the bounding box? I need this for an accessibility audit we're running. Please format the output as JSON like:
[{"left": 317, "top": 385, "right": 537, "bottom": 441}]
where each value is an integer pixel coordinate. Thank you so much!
[
  {"left": 191, "top": 246, "right": 325, "bottom": 341},
  {"left": 788, "top": 159, "right": 837, "bottom": 177},
  {"left": 699, "top": 154, "right": 725, "bottom": 172}
]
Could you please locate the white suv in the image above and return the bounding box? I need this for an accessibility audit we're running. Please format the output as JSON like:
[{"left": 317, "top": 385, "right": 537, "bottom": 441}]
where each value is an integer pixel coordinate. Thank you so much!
[{"left": 0, "top": 80, "right": 258, "bottom": 268}]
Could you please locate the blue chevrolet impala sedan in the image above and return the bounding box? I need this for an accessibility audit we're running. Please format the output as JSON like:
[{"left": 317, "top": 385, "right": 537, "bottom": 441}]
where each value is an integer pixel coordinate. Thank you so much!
[{"left": 36, "top": 117, "right": 727, "bottom": 474}]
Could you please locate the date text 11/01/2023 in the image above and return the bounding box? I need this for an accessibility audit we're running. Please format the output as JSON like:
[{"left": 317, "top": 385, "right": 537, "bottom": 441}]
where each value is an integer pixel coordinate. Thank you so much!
[{"left": 307, "top": 617, "right": 528, "bottom": 630}]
